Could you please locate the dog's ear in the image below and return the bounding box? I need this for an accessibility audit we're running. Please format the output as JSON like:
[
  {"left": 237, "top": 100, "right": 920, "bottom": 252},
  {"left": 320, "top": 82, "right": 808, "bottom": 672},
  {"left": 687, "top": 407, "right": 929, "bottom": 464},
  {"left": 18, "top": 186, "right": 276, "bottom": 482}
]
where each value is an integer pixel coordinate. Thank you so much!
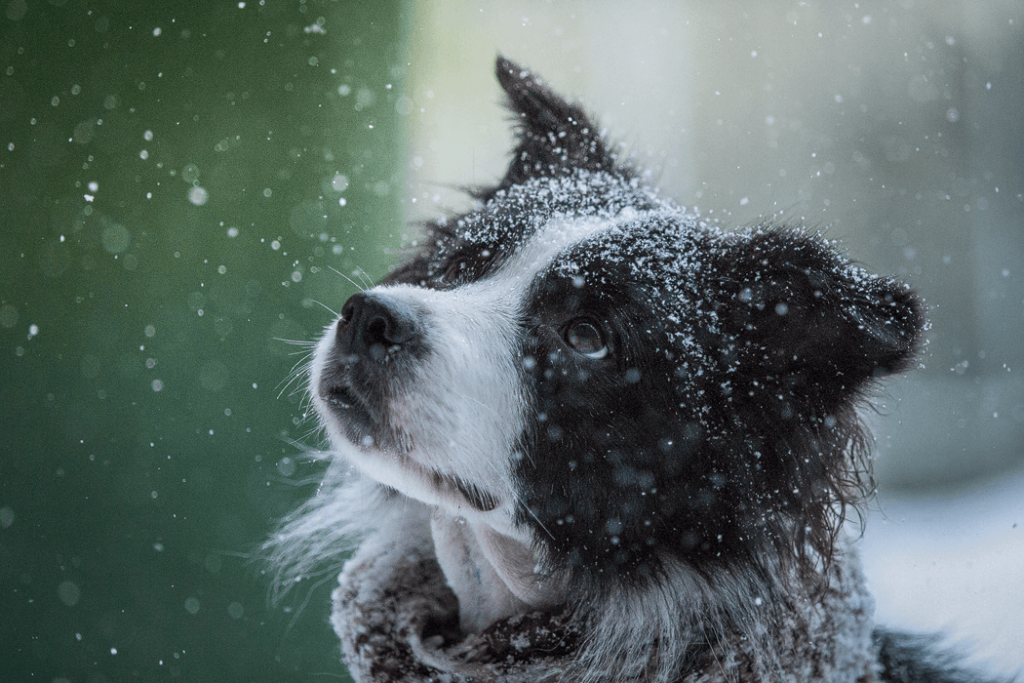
[
  {"left": 714, "top": 229, "right": 925, "bottom": 418},
  {"left": 490, "top": 56, "right": 627, "bottom": 193}
]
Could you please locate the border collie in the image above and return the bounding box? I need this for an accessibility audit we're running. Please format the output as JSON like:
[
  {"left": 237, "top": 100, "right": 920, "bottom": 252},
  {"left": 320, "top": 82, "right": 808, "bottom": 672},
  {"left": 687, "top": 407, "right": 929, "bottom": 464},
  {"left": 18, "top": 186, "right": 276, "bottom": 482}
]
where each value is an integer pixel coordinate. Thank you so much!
[{"left": 269, "top": 57, "right": 998, "bottom": 683}]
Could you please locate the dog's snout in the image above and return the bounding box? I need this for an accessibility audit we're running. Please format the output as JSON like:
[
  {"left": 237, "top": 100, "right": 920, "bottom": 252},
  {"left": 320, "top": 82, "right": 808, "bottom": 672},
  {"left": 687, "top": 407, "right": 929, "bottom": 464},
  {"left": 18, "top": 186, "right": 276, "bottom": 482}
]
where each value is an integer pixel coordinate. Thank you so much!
[{"left": 338, "top": 292, "right": 420, "bottom": 361}]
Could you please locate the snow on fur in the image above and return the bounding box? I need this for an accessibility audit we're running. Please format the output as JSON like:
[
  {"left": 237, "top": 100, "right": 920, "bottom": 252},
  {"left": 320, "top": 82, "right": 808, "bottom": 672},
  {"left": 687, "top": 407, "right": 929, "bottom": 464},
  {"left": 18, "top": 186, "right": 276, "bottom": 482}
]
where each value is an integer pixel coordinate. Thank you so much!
[{"left": 264, "top": 57, "right": 999, "bottom": 683}]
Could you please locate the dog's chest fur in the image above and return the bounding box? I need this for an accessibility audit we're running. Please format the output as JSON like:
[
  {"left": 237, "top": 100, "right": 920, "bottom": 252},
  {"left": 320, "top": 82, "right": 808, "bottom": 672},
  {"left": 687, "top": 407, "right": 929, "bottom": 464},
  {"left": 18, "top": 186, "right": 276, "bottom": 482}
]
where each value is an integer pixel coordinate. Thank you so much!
[{"left": 330, "top": 516, "right": 878, "bottom": 683}]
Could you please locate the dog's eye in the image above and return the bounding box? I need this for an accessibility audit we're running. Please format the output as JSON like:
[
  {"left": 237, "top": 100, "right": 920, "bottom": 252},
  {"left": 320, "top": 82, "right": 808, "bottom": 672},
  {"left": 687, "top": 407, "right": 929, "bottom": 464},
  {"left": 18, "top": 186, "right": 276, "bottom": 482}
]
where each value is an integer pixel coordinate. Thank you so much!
[
  {"left": 440, "top": 246, "right": 493, "bottom": 286},
  {"left": 564, "top": 319, "right": 608, "bottom": 359},
  {"left": 442, "top": 259, "right": 466, "bottom": 284}
]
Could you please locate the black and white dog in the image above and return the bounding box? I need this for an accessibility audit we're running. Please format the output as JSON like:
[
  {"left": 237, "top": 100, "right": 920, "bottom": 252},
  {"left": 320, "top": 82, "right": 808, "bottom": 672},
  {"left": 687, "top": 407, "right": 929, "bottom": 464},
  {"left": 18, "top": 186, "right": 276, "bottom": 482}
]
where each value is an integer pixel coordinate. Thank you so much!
[{"left": 270, "top": 58, "right": 997, "bottom": 682}]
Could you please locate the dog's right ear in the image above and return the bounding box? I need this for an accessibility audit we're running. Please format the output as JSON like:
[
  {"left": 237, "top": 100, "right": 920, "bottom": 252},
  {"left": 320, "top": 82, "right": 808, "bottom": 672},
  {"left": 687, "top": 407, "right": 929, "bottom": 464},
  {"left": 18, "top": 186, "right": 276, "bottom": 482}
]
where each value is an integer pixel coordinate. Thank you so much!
[
  {"left": 714, "top": 228, "right": 926, "bottom": 417},
  {"left": 489, "top": 56, "right": 628, "bottom": 195}
]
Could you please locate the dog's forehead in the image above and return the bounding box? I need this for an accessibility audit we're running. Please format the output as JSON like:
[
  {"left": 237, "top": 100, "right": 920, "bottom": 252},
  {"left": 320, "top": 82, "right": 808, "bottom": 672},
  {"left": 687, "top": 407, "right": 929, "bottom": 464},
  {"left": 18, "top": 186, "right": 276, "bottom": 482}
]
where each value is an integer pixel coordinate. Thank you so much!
[
  {"left": 545, "top": 213, "right": 709, "bottom": 282},
  {"left": 472, "top": 179, "right": 709, "bottom": 280},
  {"left": 503, "top": 212, "right": 634, "bottom": 281},
  {"left": 427, "top": 173, "right": 720, "bottom": 336},
  {"left": 442, "top": 173, "right": 655, "bottom": 255}
]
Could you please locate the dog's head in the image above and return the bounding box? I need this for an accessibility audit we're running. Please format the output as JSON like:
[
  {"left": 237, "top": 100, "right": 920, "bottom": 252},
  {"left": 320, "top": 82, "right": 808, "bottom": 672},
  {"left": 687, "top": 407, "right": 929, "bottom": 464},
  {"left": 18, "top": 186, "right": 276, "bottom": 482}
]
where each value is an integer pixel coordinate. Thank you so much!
[{"left": 309, "top": 57, "right": 924, "bottom": 633}]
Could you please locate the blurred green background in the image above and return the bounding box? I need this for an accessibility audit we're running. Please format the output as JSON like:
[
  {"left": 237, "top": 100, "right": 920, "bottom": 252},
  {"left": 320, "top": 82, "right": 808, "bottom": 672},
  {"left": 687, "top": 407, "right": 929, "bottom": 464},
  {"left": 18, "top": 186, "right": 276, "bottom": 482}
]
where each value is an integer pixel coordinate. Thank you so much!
[
  {"left": 1, "top": 1, "right": 407, "bottom": 681},
  {"left": 4, "top": 1, "right": 1023, "bottom": 680}
]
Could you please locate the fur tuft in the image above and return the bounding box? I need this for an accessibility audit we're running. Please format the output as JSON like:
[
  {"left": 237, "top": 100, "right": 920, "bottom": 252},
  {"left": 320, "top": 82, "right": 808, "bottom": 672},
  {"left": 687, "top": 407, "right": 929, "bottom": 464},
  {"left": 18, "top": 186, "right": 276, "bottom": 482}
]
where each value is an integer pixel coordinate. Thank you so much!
[
  {"left": 264, "top": 458, "right": 391, "bottom": 602},
  {"left": 874, "top": 630, "right": 1016, "bottom": 683}
]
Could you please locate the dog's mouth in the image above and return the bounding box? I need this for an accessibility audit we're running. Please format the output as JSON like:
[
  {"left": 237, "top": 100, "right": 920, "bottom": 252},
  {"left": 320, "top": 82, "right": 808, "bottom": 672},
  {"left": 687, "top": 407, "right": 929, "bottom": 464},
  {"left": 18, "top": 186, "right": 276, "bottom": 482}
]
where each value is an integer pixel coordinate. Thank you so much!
[
  {"left": 322, "top": 383, "right": 371, "bottom": 429},
  {"left": 317, "top": 371, "right": 387, "bottom": 448},
  {"left": 322, "top": 382, "right": 358, "bottom": 411}
]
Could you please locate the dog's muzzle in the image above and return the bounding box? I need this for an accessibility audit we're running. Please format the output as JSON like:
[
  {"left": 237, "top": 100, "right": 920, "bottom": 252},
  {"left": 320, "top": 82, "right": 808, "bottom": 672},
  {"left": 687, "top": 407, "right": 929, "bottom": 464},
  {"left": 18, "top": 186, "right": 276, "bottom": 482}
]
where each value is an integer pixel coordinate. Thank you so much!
[{"left": 318, "top": 291, "right": 426, "bottom": 445}]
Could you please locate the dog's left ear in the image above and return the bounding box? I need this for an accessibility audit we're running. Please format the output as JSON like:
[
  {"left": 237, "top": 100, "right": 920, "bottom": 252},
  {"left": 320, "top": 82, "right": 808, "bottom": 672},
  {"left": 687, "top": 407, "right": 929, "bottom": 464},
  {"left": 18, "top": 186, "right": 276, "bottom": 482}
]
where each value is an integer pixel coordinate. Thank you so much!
[
  {"left": 714, "top": 229, "right": 925, "bottom": 417},
  {"left": 490, "top": 56, "right": 626, "bottom": 194}
]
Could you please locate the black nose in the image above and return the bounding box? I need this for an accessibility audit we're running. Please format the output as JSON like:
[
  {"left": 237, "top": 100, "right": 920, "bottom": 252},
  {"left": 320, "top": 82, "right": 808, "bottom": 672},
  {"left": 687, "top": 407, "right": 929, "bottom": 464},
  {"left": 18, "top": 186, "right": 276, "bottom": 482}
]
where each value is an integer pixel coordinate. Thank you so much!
[{"left": 337, "top": 292, "right": 420, "bottom": 361}]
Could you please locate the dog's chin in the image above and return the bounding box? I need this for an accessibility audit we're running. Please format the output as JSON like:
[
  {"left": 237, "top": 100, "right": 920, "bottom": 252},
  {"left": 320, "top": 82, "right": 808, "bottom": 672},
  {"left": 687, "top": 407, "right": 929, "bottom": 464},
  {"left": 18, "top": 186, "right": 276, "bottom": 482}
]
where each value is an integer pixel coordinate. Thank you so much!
[
  {"left": 316, "top": 394, "right": 505, "bottom": 519},
  {"left": 316, "top": 400, "right": 414, "bottom": 488}
]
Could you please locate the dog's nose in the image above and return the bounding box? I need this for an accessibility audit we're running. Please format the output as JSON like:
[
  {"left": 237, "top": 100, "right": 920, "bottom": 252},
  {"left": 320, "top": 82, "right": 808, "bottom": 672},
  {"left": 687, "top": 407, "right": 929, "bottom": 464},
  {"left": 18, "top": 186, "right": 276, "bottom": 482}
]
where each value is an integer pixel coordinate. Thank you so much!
[{"left": 337, "top": 292, "right": 419, "bottom": 361}]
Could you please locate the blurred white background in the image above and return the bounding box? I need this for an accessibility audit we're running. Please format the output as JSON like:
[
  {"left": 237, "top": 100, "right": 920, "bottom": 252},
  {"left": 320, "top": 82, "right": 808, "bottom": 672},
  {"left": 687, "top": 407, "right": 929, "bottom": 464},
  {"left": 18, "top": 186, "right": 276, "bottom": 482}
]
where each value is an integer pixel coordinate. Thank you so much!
[{"left": 397, "top": 1, "right": 1023, "bottom": 675}]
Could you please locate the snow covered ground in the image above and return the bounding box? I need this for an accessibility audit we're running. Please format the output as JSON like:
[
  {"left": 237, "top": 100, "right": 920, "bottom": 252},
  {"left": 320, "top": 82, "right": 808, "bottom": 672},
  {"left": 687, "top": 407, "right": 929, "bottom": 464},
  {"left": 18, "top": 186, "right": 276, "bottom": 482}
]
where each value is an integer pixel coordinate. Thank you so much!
[{"left": 859, "top": 467, "right": 1024, "bottom": 677}]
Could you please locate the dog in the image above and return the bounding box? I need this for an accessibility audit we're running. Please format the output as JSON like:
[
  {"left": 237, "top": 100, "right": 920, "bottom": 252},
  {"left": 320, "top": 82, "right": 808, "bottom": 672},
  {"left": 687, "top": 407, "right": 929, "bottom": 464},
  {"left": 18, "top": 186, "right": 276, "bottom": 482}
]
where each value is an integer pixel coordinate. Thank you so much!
[{"left": 268, "top": 57, "right": 1000, "bottom": 682}]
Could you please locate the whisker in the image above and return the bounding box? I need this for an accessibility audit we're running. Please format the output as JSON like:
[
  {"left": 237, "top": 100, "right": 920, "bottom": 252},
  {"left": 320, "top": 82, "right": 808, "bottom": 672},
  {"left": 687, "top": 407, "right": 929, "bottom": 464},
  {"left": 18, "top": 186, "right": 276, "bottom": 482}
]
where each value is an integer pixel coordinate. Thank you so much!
[
  {"left": 451, "top": 388, "right": 502, "bottom": 420},
  {"left": 274, "top": 337, "right": 316, "bottom": 347},
  {"left": 328, "top": 265, "right": 367, "bottom": 292},
  {"left": 276, "top": 355, "right": 313, "bottom": 400},
  {"left": 353, "top": 267, "right": 377, "bottom": 289},
  {"left": 311, "top": 300, "right": 339, "bottom": 317},
  {"left": 519, "top": 494, "right": 556, "bottom": 540}
]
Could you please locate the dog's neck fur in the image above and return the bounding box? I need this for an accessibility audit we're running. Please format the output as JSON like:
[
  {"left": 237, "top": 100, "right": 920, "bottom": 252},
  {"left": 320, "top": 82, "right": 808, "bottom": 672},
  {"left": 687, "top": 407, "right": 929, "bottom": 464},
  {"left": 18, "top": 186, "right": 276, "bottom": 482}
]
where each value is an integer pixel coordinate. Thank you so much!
[{"left": 332, "top": 498, "right": 878, "bottom": 683}]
